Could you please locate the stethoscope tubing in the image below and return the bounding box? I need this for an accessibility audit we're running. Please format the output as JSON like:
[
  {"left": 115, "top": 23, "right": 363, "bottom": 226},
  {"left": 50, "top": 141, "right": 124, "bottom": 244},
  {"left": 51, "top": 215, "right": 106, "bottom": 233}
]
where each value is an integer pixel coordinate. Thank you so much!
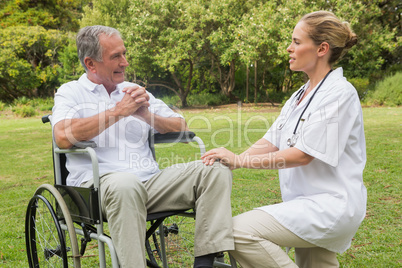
[
  {"left": 291, "top": 69, "right": 333, "bottom": 135},
  {"left": 281, "top": 70, "right": 333, "bottom": 147}
]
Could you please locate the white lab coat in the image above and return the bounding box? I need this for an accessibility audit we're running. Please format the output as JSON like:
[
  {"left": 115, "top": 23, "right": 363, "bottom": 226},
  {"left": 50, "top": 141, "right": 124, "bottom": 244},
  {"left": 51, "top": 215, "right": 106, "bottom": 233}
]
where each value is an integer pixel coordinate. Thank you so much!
[{"left": 260, "top": 68, "right": 367, "bottom": 253}]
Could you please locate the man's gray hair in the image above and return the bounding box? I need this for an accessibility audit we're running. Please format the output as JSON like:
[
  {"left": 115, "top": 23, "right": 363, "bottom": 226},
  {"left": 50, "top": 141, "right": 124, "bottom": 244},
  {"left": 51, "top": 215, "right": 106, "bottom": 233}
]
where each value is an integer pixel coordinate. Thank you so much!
[{"left": 76, "top": 25, "right": 121, "bottom": 71}]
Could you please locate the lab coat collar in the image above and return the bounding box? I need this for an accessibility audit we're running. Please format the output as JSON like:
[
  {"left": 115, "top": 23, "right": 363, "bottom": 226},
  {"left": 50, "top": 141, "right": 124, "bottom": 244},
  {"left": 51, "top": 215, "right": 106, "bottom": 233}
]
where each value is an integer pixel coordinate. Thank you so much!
[{"left": 316, "top": 67, "right": 344, "bottom": 92}]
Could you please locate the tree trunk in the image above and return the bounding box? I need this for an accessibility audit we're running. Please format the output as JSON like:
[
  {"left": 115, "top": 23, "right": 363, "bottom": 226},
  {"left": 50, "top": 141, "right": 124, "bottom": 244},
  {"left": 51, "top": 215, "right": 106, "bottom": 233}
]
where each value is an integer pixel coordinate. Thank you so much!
[
  {"left": 207, "top": 47, "right": 236, "bottom": 98},
  {"left": 216, "top": 59, "right": 236, "bottom": 97},
  {"left": 254, "top": 60, "right": 257, "bottom": 104},
  {"left": 171, "top": 59, "right": 193, "bottom": 107},
  {"left": 246, "top": 64, "right": 249, "bottom": 102}
]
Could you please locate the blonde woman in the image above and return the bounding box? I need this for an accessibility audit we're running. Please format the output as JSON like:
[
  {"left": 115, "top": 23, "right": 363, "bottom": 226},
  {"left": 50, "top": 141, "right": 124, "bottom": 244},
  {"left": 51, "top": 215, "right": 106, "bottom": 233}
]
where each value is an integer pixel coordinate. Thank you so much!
[{"left": 202, "top": 11, "right": 366, "bottom": 268}]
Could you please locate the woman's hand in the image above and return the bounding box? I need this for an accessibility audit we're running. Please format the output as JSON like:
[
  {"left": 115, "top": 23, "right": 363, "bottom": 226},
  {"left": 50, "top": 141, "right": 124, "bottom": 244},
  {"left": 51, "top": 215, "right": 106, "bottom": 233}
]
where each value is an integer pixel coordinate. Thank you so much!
[{"left": 201, "top": 147, "right": 240, "bottom": 170}]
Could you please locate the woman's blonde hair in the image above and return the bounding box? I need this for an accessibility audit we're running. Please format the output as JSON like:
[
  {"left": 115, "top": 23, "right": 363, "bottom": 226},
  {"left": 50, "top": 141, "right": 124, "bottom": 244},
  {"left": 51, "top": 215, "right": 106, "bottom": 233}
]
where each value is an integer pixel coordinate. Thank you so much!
[{"left": 300, "top": 11, "right": 357, "bottom": 64}]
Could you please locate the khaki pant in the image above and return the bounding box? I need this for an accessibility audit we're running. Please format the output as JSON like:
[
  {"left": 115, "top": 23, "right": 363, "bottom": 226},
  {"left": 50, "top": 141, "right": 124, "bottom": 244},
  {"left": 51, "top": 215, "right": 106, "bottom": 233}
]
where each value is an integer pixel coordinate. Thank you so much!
[
  {"left": 83, "top": 160, "right": 234, "bottom": 268},
  {"left": 230, "top": 210, "right": 339, "bottom": 268}
]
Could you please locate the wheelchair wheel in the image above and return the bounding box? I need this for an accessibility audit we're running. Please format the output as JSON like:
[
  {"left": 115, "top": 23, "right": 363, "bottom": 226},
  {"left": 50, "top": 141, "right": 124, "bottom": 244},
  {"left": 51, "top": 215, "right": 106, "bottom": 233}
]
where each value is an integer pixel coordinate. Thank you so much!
[{"left": 25, "top": 184, "right": 81, "bottom": 268}]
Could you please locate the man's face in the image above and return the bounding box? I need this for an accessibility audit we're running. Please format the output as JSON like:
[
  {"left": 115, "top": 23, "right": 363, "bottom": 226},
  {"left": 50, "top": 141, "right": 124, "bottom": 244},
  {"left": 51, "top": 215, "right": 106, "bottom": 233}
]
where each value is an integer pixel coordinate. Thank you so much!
[{"left": 89, "top": 34, "right": 129, "bottom": 92}]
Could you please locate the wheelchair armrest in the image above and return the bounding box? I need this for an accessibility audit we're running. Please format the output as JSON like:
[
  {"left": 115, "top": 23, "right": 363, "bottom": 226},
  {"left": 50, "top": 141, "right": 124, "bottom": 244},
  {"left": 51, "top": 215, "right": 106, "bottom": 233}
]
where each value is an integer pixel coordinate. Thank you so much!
[
  {"left": 42, "top": 114, "right": 97, "bottom": 149},
  {"left": 42, "top": 114, "right": 51, "bottom": 124},
  {"left": 150, "top": 131, "right": 206, "bottom": 156},
  {"left": 72, "top": 141, "right": 97, "bottom": 149},
  {"left": 152, "top": 131, "right": 196, "bottom": 144}
]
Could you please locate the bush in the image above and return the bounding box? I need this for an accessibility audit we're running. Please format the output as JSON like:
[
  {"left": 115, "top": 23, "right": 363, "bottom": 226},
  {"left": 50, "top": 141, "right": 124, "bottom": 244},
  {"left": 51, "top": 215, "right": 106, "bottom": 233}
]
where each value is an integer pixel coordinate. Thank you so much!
[
  {"left": 2, "top": 97, "right": 53, "bottom": 117},
  {"left": 265, "top": 88, "right": 292, "bottom": 104},
  {"left": 363, "top": 72, "right": 402, "bottom": 106},
  {"left": 13, "top": 96, "right": 30, "bottom": 106},
  {"left": 30, "top": 97, "right": 54, "bottom": 112},
  {"left": 187, "top": 93, "right": 229, "bottom": 107},
  {"left": 0, "top": 26, "right": 67, "bottom": 102},
  {"left": 159, "top": 93, "right": 230, "bottom": 108},
  {"left": 0, "top": 101, "right": 5, "bottom": 111},
  {"left": 349, "top": 77, "right": 370, "bottom": 100},
  {"left": 12, "top": 105, "right": 37, "bottom": 117},
  {"left": 159, "top": 95, "right": 181, "bottom": 108}
]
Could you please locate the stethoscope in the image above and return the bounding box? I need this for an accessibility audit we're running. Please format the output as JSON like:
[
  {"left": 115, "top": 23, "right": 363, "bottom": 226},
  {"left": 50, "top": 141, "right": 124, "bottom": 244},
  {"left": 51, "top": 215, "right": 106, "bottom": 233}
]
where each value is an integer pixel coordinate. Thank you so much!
[{"left": 278, "top": 70, "right": 333, "bottom": 147}]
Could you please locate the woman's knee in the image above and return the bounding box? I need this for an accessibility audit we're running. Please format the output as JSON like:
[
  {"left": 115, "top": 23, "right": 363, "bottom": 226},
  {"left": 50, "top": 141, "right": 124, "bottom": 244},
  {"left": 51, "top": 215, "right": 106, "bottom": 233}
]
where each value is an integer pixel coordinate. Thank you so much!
[{"left": 233, "top": 210, "right": 262, "bottom": 236}]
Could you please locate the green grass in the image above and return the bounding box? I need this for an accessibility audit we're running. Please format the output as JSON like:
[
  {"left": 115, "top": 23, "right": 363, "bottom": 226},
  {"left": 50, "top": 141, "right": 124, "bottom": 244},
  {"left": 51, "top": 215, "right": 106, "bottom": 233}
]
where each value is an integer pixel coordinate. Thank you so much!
[{"left": 0, "top": 106, "right": 401, "bottom": 267}]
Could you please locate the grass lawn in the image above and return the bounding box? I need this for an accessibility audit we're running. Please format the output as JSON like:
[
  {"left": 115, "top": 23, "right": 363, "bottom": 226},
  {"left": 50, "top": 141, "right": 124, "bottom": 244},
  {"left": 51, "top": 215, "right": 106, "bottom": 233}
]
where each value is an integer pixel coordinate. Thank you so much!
[{"left": 0, "top": 106, "right": 400, "bottom": 267}]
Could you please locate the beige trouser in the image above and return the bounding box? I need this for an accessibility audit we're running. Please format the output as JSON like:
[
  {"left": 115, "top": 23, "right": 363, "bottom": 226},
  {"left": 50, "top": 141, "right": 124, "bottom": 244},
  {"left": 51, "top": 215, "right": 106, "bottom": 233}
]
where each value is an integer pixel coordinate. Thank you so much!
[
  {"left": 83, "top": 160, "right": 234, "bottom": 268},
  {"left": 230, "top": 210, "right": 339, "bottom": 268}
]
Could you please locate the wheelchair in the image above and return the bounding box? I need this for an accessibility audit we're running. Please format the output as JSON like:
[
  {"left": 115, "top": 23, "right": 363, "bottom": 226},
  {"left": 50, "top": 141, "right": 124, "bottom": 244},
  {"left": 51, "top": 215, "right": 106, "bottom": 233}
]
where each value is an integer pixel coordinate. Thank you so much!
[{"left": 25, "top": 115, "right": 237, "bottom": 268}]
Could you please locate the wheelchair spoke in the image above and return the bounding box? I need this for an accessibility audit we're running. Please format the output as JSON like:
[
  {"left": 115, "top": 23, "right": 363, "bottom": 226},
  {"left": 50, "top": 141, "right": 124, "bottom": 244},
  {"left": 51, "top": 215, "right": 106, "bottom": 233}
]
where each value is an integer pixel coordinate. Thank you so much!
[{"left": 26, "top": 191, "right": 76, "bottom": 267}]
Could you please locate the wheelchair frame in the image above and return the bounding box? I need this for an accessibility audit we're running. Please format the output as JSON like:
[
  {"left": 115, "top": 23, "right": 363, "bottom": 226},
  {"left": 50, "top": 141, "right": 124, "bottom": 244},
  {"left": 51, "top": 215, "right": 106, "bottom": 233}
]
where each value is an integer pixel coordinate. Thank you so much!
[{"left": 25, "top": 115, "right": 237, "bottom": 268}]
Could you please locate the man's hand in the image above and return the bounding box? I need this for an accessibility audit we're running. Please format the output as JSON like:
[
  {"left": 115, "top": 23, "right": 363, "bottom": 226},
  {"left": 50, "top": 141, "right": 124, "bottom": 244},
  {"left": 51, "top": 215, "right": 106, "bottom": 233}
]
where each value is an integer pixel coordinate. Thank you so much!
[
  {"left": 114, "top": 85, "right": 150, "bottom": 117},
  {"left": 123, "top": 85, "right": 150, "bottom": 104},
  {"left": 121, "top": 85, "right": 187, "bottom": 134}
]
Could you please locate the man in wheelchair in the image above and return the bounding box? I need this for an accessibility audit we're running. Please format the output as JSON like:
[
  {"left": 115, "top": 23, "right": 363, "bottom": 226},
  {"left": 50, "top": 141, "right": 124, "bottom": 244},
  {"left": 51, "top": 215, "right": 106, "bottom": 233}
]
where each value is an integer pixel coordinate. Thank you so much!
[{"left": 51, "top": 25, "right": 234, "bottom": 268}]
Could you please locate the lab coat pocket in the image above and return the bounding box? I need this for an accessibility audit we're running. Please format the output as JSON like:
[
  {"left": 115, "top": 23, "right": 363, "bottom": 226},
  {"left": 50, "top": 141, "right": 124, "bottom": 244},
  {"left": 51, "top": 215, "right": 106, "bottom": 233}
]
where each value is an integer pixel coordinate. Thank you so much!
[
  {"left": 301, "top": 112, "right": 327, "bottom": 154},
  {"left": 299, "top": 109, "right": 339, "bottom": 167}
]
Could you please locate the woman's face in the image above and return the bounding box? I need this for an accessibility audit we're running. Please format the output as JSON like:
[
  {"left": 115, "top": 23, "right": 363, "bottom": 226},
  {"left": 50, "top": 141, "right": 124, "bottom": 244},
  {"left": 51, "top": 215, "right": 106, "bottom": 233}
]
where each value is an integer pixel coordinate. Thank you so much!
[{"left": 287, "top": 21, "right": 320, "bottom": 74}]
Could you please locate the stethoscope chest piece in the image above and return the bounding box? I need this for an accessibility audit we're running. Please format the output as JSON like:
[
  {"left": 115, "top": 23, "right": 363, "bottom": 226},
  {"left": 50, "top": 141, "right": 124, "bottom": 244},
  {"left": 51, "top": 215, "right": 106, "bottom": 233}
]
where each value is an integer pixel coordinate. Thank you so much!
[{"left": 287, "top": 134, "right": 298, "bottom": 147}]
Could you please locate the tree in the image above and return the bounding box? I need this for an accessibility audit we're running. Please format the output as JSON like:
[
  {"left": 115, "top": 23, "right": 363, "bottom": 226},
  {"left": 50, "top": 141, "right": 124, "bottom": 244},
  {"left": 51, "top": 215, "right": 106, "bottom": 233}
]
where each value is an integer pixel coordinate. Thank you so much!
[
  {"left": 0, "top": 0, "right": 90, "bottom": 32},
  {"left": 234, "top": 1, "right": 303, "bottom": 101},
  {"left": 0, "top": 0, "right": 92, "bottom": 102},
  {"left": 82, "top": 0, "right": 217, "bottom": 107},
  {"left": 200, "top": 0, "right": 263, "bottom": 98},
  {"left": 234, "top": 0, "right": 400, "bottom": 101},
  {"left": 79, "top": 0, "right": 400, "bottom": 105},
  {"left": 0, "top": 26, "right": 67, "bottom": 101},
  {"left": 340, "top": 0, "right": 401, "bottom": 79},
  {"left": 57, "top": 36, "right": 85, "bottom": 85},
  {"left": 376, "top": 0, "right": 401, "bottom": 70}
]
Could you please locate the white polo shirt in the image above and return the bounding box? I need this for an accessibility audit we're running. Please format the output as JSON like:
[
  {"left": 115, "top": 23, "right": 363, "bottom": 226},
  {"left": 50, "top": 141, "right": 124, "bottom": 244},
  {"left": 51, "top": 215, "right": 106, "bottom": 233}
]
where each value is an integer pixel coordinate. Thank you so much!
[
  {"left": 260, "top": 68, "right": 367, "bottom": 253},
  {"left": 52, "top": 74, "right": 183, "bottom": 186}
]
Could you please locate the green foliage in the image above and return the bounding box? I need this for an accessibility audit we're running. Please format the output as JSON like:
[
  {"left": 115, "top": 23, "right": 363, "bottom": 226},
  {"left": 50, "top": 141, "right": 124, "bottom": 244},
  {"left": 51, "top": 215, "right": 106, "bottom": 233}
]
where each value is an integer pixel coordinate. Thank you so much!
[
  {"left": 57, "top": 36, "right": 85, "bottom": 85},
  {"left": 187, "top": 92, "right": 230, "bottom": 107},
  {"left": 0, "top": 26, "right": 67, "bottom": 102},
  {"left": 0, "top": 0, "right": 400, "bottom": 106},
  {"left": 264, "top": 88, "right": 292, "bottom": 104},
  {"left": 0, "top": 0, "right": 90, "bottom": 103},
  {"left": 159, "top": 92, "right": 229, "bottom": 108},
  {"left": 363, "top": 72, "right": 402, "bottom": 106},
  {"left": 79, "top": 0, "right": 400, "bottom": 106},
  {"left": 81, "top": 0, "right": 202, "bottom": 106},
  {"left": 158, "top": 95, "right": 181, "bottom": 108},
  {"left": 0, "top": 97, "right": 54, "bottom": 117},
  {"left": 337, "top": 0, "right": 401, "bottom": 78},
  {"left": 349, "top": 77, "right": 370, "bottom": 100},
  {"left": 12, "top": 105, "right": 37, "bottom": 117},
  {"left": 28, "top": 97, "right": 54, "bottom": 112},
  {"left": 0, "top": 0, "right": 90, "bottom": 31}
]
